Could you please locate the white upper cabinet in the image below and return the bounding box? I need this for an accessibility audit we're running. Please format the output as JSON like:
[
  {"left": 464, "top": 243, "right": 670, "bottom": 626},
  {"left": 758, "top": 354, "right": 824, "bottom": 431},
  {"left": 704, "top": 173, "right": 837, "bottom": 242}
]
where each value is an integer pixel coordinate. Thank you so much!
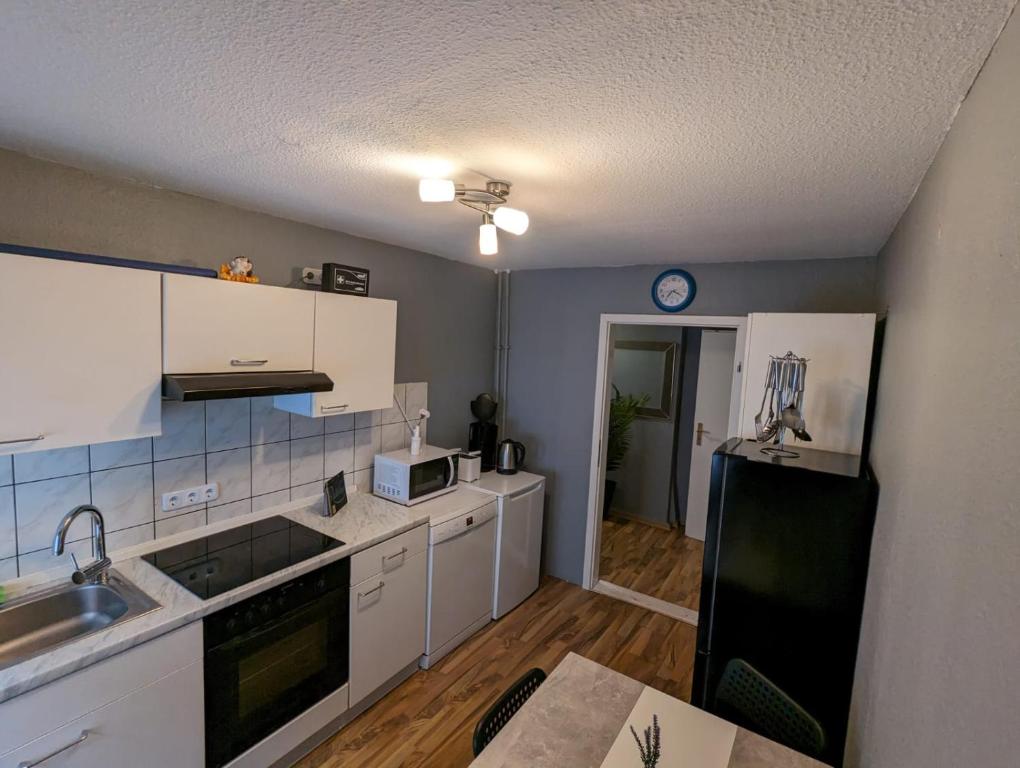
[
  {"left": 275, "top": 292, "right": 397, "bottom": 417},
  {"left": 162, "top": 273, "right": 315, "bottom": 373},
  {"left": 0, "top": 253, "right": 162, "bottom": 455}
]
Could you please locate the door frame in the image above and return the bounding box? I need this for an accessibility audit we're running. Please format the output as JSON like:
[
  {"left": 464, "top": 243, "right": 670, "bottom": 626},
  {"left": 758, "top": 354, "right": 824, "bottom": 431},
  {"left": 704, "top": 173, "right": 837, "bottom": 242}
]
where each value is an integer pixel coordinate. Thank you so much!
[{"left": 582, "top": 314, "right": 748, "bottom": 620}]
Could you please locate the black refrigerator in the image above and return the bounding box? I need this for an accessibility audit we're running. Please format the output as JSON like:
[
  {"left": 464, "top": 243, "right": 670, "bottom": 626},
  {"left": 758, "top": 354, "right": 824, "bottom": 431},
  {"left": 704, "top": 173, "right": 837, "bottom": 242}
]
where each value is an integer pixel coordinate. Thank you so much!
[{"left": 692, "top": 438, "right": 877, "bottom": 766}]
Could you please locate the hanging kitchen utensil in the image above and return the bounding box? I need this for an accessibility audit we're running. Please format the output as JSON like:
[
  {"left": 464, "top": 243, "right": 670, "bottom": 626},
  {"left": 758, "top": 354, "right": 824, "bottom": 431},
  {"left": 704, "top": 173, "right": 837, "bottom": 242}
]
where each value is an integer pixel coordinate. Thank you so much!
[{"left": 756, "top": 351, "right": 810, "bottom": 458}]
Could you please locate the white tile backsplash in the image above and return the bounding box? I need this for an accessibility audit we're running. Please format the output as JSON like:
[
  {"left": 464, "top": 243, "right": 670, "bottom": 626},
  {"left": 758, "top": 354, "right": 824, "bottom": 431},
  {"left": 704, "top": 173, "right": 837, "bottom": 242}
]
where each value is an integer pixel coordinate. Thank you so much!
[
  {"left": 290, "top": 412, "right": 324, "bottom": 440},
  {"left": 324, "top": 412, "right": 355, "bottom": 434},
  {"left": 15, "top": 474, "right": 92, "bottom": 554},
  {"left": 405, "top": 382, "right": 428, "bottom": 420},
  {"left": 155, "top": 509, "right": 207, "bottom": 538},
  {"left": 290, "top": 436, "right": 325, "bottom": 486},
  {"left": 354, "top": 426, "right": 381, "bottom": 471},
  {"left": 206, "top": 399, "right": 251, "bottom": 452},
  {"left": 5, "top": 382, "right": 428, "bottom": 579},
  {"left": 0, "top": 487, "right": 15, "bottom": 560},
  {"left": 153, "top": 455, "right": 206, "bottom": 517},
  {"left": 207, "top": 447, "right": 252, "bottom": 505},
  {"left": 251, "top": 396, "right": 290, "bottom": 445},
  {"left": 208, "top": 498, "right": 252, "bottom": 524},
  {"left": 324, "top": 431, "right": 354, "bottom": 477},
  {"left": 14, "top": 446, "right": 90, "bottom": 483},
  {"left": 89, "top": 438, "right": 152, "bottom": 471},
  {"left": 381, "top": 422, "right": 408, "bottom": 453},
  {"left": 252, "top": 441, "right": 290, "bottom": 496},
  {"left": 154, "top": 401, "right": 205, "bottom": 461},
  {"left": 379, "top": 383, "right": 407, "bottom": 425},
  {"left": 0, "top": 556, "right": 17, "bottom": 581},
  {"left": 90, "top": 464, "right": 154, "bottom": 532}
]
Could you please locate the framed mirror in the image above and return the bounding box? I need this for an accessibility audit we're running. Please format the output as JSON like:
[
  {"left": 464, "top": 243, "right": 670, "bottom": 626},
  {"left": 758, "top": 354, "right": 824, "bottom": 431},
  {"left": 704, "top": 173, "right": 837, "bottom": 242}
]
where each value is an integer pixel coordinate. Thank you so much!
[{"left": 612, "top": 340, "right": 678, "bottom": 420}]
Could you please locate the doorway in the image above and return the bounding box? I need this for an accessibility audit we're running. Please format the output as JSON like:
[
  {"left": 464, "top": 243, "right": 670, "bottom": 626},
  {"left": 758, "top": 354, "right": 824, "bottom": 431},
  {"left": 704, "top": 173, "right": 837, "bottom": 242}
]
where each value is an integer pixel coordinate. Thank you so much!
[{"left": 583, "top": 314, "right": 746, "bottom": 625}]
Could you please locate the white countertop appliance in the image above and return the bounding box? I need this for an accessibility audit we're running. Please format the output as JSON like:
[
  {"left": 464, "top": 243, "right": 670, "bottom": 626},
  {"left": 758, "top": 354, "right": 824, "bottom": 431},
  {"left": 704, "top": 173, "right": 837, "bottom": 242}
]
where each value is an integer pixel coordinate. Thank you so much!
[
  {"left": 468, "top": 471, "right": 546, "bottom": 619},
  {"left": 419, "top": 487, "right": 497, "bottom": 669},
  {"left": 374, "top": 445, "right": 459, "bottom": 506}
]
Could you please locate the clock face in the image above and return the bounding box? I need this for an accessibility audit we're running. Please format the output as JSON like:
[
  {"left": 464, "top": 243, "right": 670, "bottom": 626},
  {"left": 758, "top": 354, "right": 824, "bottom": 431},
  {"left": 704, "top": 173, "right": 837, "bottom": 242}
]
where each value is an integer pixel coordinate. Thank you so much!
[{"left": 652, "top": 269, "right": 696, "bottom": 312}]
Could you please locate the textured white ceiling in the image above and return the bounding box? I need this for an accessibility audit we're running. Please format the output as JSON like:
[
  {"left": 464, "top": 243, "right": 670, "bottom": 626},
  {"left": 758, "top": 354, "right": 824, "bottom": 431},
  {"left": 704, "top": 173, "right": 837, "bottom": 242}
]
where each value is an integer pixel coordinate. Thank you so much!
[{"left": 0, "top": 1, "right": 1013, "bottom": 269}]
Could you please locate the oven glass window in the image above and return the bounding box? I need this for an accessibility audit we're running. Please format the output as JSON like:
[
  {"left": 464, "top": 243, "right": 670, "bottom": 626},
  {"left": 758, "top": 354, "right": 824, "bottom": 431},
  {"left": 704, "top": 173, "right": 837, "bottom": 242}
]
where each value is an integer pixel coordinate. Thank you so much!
[{"left": 237, "top": 619, "right": 329, "bottom": 719}]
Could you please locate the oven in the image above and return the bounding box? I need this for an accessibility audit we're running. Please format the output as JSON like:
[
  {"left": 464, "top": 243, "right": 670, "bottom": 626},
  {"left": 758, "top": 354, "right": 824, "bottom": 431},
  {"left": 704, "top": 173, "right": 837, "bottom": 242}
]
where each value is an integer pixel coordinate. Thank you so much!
[{"left": 203, "top": 557, "right": 350, "bottom": 767}]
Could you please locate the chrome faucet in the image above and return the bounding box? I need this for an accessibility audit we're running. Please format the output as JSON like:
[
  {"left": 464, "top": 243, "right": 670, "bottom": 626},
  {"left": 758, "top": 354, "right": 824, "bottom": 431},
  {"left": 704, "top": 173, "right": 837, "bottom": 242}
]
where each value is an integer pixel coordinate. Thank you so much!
[{"left": 52, "top": 504, "right": 111, "bottom": 584}]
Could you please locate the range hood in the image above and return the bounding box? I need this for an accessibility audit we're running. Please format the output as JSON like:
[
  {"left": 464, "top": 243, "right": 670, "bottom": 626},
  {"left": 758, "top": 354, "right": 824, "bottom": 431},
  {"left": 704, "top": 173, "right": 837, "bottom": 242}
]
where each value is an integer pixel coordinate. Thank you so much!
[{"left": 162, "top": 371, "right": 334, "bottom": 401}]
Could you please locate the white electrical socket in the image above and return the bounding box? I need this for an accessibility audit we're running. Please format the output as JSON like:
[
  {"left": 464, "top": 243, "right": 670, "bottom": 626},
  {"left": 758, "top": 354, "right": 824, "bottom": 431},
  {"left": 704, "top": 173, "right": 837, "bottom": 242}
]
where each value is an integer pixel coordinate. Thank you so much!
[{"left": 161, "top": 482, "right": 220, "bottom": 512}]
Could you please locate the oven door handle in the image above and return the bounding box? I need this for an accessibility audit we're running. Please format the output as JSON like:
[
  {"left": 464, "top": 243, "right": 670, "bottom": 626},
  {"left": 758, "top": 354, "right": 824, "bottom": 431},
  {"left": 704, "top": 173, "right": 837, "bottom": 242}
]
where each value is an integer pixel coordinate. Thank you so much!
[{"left": 206, "top": 587, "right": 346, "bottom": 654}]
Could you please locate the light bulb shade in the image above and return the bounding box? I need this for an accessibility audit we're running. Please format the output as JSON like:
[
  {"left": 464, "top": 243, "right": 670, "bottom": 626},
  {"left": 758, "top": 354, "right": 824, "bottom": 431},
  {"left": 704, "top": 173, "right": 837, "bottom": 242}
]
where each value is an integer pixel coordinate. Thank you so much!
[
  {"left": 479, "top": 222, "right": 499, "bottom": 255},
  {"left": 492, "top": 206, "right": 529, "bottom": 235},
  {"left": 418, "top": 178, "right": 456, "bottom": 202}
]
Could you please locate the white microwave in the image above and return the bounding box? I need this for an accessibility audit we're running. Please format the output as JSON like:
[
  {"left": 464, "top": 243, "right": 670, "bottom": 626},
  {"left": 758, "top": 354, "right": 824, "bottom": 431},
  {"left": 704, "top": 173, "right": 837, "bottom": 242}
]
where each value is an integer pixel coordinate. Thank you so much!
[{"left": 373, "top": 446, "right": 459, "bottom": 505}]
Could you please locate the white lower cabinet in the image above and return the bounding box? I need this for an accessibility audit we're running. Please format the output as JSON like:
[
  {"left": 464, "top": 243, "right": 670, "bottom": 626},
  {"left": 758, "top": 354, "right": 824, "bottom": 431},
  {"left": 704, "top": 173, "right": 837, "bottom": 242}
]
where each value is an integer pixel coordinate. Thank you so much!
[
  {"left": 349, "top": 527, "right": 428, "bottom": 706},
  {"left": 0, "top": 623, "right": 203, "bottom": 768},
  {"left": 4, "top": 660, "right": 203, "bottom": 768}
]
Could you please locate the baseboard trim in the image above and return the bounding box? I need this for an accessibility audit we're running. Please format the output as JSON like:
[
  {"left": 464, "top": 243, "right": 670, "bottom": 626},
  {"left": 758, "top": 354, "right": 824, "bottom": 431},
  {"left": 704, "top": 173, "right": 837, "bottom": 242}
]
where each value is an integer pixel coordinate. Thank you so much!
[{"left": 592, "top": 579, "right": 699, "bottom": 627}]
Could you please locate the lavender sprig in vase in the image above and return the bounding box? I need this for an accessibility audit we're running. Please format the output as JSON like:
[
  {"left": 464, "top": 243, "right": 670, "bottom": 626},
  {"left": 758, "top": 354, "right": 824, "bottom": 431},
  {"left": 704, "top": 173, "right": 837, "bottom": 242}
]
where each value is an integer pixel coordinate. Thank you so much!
[{"left": 630, "top": 714, "right": 661, "bottom": 768}]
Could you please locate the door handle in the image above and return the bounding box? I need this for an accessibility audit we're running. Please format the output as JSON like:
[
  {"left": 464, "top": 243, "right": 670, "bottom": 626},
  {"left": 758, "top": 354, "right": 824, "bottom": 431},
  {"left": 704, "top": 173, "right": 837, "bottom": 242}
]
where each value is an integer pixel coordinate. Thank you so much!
[
  {"left": 0, "top": 434, "right": 45, "bottom": 446},
  {"left": 230, "top": 358, "right": 268, "bottom": 366},
  {"left": 320, "top": 404, "right": 349, "bottom": 413},
  {"left": 357, "top": 581, "right": 384, "bottom": 600},
  {"left": 696, "top": 422, "right": 712, "bottom": 446}
]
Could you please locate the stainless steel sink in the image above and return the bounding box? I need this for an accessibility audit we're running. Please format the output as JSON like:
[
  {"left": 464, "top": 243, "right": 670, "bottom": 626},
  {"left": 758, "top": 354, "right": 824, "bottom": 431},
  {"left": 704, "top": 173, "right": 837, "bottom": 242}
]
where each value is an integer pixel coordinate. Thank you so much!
[{"left": 0, "top": 570, "right": 160, "bottom": 670}]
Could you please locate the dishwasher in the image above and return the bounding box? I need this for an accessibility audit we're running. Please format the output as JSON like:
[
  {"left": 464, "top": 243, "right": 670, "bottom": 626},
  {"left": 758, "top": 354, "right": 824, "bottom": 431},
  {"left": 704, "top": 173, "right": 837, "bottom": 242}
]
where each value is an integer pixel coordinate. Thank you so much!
[{"left": 421, "top": 496, "right": 497, "bottom": 669}]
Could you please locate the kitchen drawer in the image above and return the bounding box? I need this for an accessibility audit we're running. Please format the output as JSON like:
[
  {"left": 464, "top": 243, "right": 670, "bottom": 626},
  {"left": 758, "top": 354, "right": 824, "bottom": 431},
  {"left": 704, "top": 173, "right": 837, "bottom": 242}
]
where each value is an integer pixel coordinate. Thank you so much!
[
  {"left": 162, "top": 273, "right": 315, "bottom": 374},
  {"left": 0, "top": 622, "right": 202, "bottom": 755},
  {"left": 2, "top": 660, "right": 203, "bottom": 768},
  {"left": 350, "top": 524, "right": 427, "bottom": 585},
  {"left": 349, "top": 549, "right": 426, "bottom": 706}
]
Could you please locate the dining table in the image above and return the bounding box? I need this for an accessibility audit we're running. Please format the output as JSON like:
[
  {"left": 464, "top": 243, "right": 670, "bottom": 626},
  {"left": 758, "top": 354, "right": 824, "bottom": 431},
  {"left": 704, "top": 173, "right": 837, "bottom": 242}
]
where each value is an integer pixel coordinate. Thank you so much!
[{"left": 469, "top": 652, "right": 828, "bottom": 768}]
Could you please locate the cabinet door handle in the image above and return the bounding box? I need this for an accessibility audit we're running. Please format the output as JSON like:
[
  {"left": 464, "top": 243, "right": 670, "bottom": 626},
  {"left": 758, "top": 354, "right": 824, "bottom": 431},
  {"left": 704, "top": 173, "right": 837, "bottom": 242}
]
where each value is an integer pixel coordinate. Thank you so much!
[
  {"left": 230, "top": 358, "right": 268, "bottom": 366},
  {"left": 18, "top": 730, "right": 89, "bottom": 767},
  {"left": 358, "top": 581, "right": 384, "bottom": 600},
  {"left": 0, "top": 434, "right": 45, "bottom": 446},
  {"left": 320, "top": 404, "right": 349, "bottom": 413},
  {"left": 383, "top": 547, "right": 408, "bottom": 563}
]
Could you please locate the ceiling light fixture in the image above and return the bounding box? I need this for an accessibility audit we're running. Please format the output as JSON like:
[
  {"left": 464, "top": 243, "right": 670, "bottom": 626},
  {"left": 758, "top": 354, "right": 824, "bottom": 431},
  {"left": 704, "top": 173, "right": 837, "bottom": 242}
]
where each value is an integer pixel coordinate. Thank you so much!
[
  {"left": 479, "top": 214, "right": 499, "bottom": 256},
  {"left": 417, "top": 178, "right": 528, "bottom": 255}
]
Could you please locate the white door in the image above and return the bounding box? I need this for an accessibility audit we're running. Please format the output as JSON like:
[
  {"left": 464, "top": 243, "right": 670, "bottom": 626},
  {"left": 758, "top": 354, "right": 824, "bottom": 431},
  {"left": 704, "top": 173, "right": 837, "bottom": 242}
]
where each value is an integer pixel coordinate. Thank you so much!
[
  {"left": 685, "top": 330, "right": 738, "bottom": 541},
  {"left": 426, "top": 503, "right": 496, "bottom": 657},
  {"left": 494, "top": 482, "right": 545, "bottom": 619}
]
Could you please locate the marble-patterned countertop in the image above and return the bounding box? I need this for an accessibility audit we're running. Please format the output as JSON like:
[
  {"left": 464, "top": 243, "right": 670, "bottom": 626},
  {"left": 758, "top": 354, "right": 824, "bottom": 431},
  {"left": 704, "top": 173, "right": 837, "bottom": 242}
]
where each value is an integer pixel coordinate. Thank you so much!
[
  {"left": 0, "top": 491, "right": 428, "bottom": 704},
  {"left": 470, "top": 653, "right": 827, "bottom": 768}
]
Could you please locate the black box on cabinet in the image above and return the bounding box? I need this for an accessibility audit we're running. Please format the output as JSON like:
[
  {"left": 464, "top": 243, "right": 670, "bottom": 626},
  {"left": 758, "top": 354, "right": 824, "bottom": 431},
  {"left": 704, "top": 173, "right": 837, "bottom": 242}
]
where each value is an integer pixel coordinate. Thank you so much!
[{"left": 321, "top": 263, "right": 370, "bottom": 296}]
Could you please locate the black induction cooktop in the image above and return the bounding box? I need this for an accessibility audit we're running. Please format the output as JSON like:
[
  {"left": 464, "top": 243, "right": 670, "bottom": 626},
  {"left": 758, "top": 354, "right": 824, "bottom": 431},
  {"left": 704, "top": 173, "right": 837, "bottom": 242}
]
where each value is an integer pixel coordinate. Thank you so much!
[{"left": 141, "top": 515, "right": 344, "bottom": 599}]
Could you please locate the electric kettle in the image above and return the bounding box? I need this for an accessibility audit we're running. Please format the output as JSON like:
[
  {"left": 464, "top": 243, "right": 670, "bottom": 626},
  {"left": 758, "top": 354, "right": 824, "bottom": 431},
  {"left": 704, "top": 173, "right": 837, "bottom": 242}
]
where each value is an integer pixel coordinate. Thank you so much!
[{"left": 496, "top": 439, "right": 526, "bottom": 475}]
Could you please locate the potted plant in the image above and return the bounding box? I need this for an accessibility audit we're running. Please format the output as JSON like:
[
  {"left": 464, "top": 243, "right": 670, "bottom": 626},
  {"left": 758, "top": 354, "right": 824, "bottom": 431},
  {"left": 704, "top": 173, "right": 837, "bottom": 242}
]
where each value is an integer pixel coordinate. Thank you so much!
[{"left": 604, "top": 386, "right": 649, "bottom": 518}]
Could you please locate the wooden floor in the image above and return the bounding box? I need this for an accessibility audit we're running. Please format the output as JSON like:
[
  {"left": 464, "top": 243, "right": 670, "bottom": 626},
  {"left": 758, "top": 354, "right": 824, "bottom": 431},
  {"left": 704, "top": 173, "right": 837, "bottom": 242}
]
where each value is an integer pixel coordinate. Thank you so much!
[
  {"left": 294, "top": 577, "right": 696, "bottom": 768},
  {"left": 599, "top": 515, "right": 705, "bottom": 611}
]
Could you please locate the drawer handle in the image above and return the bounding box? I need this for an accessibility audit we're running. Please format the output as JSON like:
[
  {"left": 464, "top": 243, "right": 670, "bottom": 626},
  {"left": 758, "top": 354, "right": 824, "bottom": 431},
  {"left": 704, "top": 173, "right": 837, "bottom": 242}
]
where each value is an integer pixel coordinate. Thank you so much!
[
  {"left": 230, "top": 358, "right": 268, "bottom": 366},
  {"left": 0, "top": 434, "right": 44, "bottom": 446},
  {"left": 18, "top": 730, "right": 89, "bottom": 767},
  {"left": 383, "top": 547, "right": 408, "bottom": 562},
  {"left": 358, "top": 581, "right": 384, "bottom": 599},
  {"left": 320, "top": 404, "right": 350, "bottom": 413}
]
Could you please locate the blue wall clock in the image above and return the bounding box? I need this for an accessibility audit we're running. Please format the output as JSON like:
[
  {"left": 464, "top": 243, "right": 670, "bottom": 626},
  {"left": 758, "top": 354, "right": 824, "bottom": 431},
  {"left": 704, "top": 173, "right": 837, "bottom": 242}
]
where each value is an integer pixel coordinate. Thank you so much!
[{"left": 651, "top": 269, "right": 696, "bottom": 312}]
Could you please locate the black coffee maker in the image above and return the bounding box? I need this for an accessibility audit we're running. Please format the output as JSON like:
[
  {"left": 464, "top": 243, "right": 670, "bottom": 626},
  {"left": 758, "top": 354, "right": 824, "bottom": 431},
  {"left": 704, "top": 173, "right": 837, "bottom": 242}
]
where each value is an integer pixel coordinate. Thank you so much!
[{"left": 468, "top": 393, "right": 499, "bottom": 471}]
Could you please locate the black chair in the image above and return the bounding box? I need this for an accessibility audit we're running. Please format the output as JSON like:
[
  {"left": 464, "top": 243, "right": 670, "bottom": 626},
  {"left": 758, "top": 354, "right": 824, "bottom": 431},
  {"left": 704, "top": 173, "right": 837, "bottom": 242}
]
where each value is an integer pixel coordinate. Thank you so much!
[
  {"left": 472, "top": 667, "right": 547, "bottom": 756},
  {"left": 714, "top": 658, "right": 826, "bottom": 758}
]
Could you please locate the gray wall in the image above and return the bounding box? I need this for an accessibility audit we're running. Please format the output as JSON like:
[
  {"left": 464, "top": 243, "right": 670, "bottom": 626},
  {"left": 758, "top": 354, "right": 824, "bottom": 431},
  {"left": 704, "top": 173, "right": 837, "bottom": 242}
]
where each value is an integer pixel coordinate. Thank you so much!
[
  {"left": 0, "top": 149, "right": 496, "bottom": 448},
  {"left": 505, "top": 258, "right": 877, "bottom": 583},
  {"left": 847, "top": 10, "right": 1020, "bottom": 768}
]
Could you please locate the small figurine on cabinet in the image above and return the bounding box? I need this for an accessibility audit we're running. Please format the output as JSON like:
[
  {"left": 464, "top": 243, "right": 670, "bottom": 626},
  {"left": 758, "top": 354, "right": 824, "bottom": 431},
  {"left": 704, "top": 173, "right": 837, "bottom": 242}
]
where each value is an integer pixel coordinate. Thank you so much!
[{"left": 218, "top": 256, "right": 260, "bottom": 283}]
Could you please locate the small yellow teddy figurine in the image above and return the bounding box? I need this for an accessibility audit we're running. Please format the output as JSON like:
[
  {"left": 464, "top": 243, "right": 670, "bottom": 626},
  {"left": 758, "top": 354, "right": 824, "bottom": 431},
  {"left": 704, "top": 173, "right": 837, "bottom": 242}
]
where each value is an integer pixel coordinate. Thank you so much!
[{"left": 218, "top": 256, "right": 260, "bottom": 283}]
